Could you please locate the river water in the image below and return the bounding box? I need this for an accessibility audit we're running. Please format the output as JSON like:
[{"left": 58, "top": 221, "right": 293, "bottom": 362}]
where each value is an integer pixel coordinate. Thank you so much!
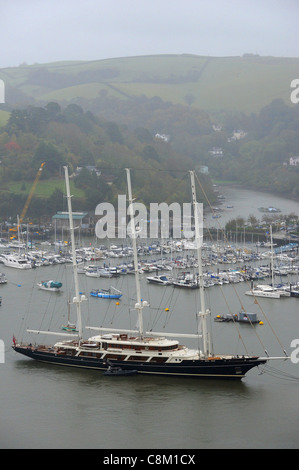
[
  {"left": 205, "top": 185, "right": 299, "bottom": 227},
  {"left": 1, "top": 187, "right": 299, "bottom": 450}
]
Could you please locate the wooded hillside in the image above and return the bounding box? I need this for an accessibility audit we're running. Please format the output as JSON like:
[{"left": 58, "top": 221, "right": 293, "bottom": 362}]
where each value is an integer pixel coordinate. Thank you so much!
[{"left": 1, "top": 54, "right": 299, "bottom": 222}]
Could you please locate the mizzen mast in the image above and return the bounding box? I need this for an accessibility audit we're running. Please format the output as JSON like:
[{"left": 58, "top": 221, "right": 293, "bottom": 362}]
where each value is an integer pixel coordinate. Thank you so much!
[
  {"left": 126, "top": 168, "right": 146, "bottom": 339},
  {"left": 189, "top": 170, "right": 211, "bottom": 357},
  {"left": 64, "top": 166, "right": 83, "bottom": 341}
]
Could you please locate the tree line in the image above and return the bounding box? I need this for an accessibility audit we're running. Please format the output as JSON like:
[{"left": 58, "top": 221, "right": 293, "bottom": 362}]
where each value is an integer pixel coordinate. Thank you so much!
[
  {"left": 0, "top": 101, "right": 215, "bottom": 223},
  {"left": 1, "top": 94, "right": 299, "bottom": 224}
]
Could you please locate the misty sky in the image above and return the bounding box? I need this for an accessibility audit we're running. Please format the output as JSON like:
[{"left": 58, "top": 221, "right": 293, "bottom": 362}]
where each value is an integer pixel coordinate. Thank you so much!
[{"left": 1, "top": 0, "right": 298, "bottom": 68}]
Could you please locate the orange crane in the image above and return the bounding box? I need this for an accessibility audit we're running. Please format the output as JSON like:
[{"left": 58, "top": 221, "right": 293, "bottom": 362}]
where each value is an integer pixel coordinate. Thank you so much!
[{"left": 9, "top": 162, "right": 46, "bottom": 236}]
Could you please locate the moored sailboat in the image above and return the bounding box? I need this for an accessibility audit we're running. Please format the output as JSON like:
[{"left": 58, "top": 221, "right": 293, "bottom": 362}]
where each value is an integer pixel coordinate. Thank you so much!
[
  {"left": 37, "top": 280, "right": 63, "bottom": 292},
  {"left": 90, "top": 287, "right": 122, "bottom": 299},
  {"left": 61, "top": 299, "right": 78, "bottom": 332},
  {"left": 13, "top": 168, "right": 289, "bottom": 379},
  {"left": 245, "top": 226, "right": 291, "bottom": 299},
  {"left": 0, "top": 272, "right": 7, "bottom": 285}
]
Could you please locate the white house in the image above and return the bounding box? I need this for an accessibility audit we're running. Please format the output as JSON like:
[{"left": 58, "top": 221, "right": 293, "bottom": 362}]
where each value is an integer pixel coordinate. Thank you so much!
[
  {"left": 155, "top": 133, "right": 170, "bottom": 142},
  {"left": 228, "top": 130, "right": 247, "bottom": 142},
  {"left": 209, "top": 147, "right": 223, "bottom": 157},
  {"left": 289, "top": 156, "right": 299, "bottom": 166}
]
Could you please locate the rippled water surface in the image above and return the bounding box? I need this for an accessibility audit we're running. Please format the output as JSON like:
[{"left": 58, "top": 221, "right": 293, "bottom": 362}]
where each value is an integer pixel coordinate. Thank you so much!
[{"left": 1, "top": 187, "right": 299, "bottom": 449}]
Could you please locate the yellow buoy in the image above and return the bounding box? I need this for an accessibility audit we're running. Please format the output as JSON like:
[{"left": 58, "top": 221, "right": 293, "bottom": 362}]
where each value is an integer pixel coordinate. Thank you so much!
[
  {"left": 165, "top": 307, "right": 169, "bottom": 312},
  {"left": 116, "top": 301, "right": 120, "bottom": 306},
  {"left": 259, "top": 321, "right": 264, "bottom": 325}
]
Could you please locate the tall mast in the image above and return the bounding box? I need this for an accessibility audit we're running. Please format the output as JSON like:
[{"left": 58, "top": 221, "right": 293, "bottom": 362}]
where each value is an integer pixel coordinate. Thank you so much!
[
  {"left": 126, "top": 168, "right": 144, "bottom": 339},
  {"left": 63, "top": 166, "right": 83, "bottom": 341},
  {"left": 189, "top": 171, "right": 210, "bottom": 357},
  {"left": 270, "top": 224, "right": 274, "bottom": 287}
]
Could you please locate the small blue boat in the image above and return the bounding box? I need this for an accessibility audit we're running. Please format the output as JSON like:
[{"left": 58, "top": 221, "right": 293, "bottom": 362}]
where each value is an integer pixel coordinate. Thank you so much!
[{"left": 90, "top": 288, "right": 122, "bottom": 299}]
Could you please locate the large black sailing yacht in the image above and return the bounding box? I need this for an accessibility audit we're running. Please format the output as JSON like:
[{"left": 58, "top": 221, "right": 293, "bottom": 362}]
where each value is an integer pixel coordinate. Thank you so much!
[{"left": 13, "top": 167, "right": 275, "bottom": 379}]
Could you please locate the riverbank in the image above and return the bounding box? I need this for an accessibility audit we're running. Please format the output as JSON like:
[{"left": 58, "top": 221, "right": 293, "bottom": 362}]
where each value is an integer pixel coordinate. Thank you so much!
[
  {"left": 205, "top": 185, "right": 299, "bottom": 229},
  {"left": 212, "top": 180, "right": 299, "bottom": 204}
]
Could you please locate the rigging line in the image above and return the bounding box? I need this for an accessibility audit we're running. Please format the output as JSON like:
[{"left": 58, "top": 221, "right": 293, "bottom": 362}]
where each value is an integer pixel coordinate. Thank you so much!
[
  {"left": 17, "top": 269, "right": 35, "bottom": 340},
  {"left": 40, "top": 263, "right": 64, "bottom": 331},
  {"left": 261, "top": 365, "right": 299, "bottom": 382},
  {"left": 48, "top": 294, "right": 60, "bottom": 332},
  {"left": 38, "top": 283, "right": 59, "bottom": 333},
  {"left": 207, "top": 261, "right": 270, "bottom": 355},
  {"left": 162, "top": 170, "right": 192, "bottom": 208},
  {"left": 129, "top": 166, "right": 190, "bottom": 210},
  {"left": 194, "top": 172, "right": 242, "bottom": 257},
  {"left": 192, "top": 209, "right": 255, "bottom": 352},
  {"left": 194, "top": 171, "right": 288, "bottom": 356},
  {"left": 165, "top": 284, "right": 181, "bottom": 313},
  {"left": 216, "top": 283, "right": 250, "bottom": 355},
  {"left": 246, "top": 293, "right": 288, "bottom": 355},
  {"left": 159, "top": 293, "right": 173, "bottom": 328},
  {"left": 47, "top": 264, "right": 65, "bottom": 331},
  {"left": 25, "top": 262, "right": 50, "bottom": 335},
  {"left": 96, "top": 166, "right": 192, "bottom": 174},
  {"left": 247, "top": 287, "right": 286, "bottom": 353},
  {"left": 107, "top": 299, "right": 123, "bottom": 326},
  {"left": 143, "top": 278, "right": 159, "bottom": 331},
  {"left": 95, "top": 288, "right": 116, "bottom": 325},
  {"left": 98, "top": 301, "right": 113, "bottom": 328},
  {"left": 232, "top": 254, "right": 289, "bottom": 355},
  {"left": 107, "top": 279, "right": 127, "bottom": 324},
  {"left": 96, "top": 274, "right": 127, "bottom": 328},
  {"left": 194, "top": 171, "right": 225, "bottom": 221},
  {"left": 144, "top": 298, "right": 163, "bottom": 331},
  {"left": 218, "top": 275, "right": 269, "bottom": 354},
  {"left": 147, "top": 281, "right": 170, "bottom": 328},
  {"left": 160, "top": 285, "right": 182, "bottom": 329}
]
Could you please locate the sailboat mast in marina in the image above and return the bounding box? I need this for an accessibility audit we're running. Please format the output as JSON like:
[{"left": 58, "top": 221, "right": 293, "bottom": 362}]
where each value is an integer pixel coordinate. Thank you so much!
[
  {"left": 64, "top": 167, "right": 83, "bottom": 341},
  {"left": 126, "top": 168, "right": 147, "bottom": 340},
  {"left": 190, "top": 170, "right": 210, "bottom": 357},
  {"left": 13, "top": 167, "right": 288, "bottom": 379}
]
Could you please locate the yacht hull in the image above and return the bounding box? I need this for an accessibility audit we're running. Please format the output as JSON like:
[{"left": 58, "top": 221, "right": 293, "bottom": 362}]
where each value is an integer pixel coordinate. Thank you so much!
[{"left": 13, "top": 345, "right": 266, "bottom": 379}]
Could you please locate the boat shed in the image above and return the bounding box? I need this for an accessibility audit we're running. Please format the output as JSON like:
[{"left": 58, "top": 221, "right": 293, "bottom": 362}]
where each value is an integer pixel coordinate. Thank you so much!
[{"left": 52, "top": 211, "right": 89, "bottom": 230}]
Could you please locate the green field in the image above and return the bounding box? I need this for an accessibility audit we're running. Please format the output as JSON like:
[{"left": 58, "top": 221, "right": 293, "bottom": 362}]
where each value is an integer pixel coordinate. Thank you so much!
[
  {"left": 0, "top": 109, "right": 10, "bottom": 126},
  {"left": 1, "top": 54, "right": 299, "bottom": 114},
  {"left": 4, "top": 178, "right": 85, "bottom": 199}
]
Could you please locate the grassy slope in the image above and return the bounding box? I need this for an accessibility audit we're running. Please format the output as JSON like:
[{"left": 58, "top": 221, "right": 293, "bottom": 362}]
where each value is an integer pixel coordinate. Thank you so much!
[
  {"left": 1, "top": 55, "right": 298, "bottom": 205},
  {"left": 3, "top": 179, "right": 85, "bottom": 199},
  {"left": 1, "top": 54, "right": 299, "bottom": 113},
  {"left": 0, "top": 109, "right": 10, "bottom": 126}
]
